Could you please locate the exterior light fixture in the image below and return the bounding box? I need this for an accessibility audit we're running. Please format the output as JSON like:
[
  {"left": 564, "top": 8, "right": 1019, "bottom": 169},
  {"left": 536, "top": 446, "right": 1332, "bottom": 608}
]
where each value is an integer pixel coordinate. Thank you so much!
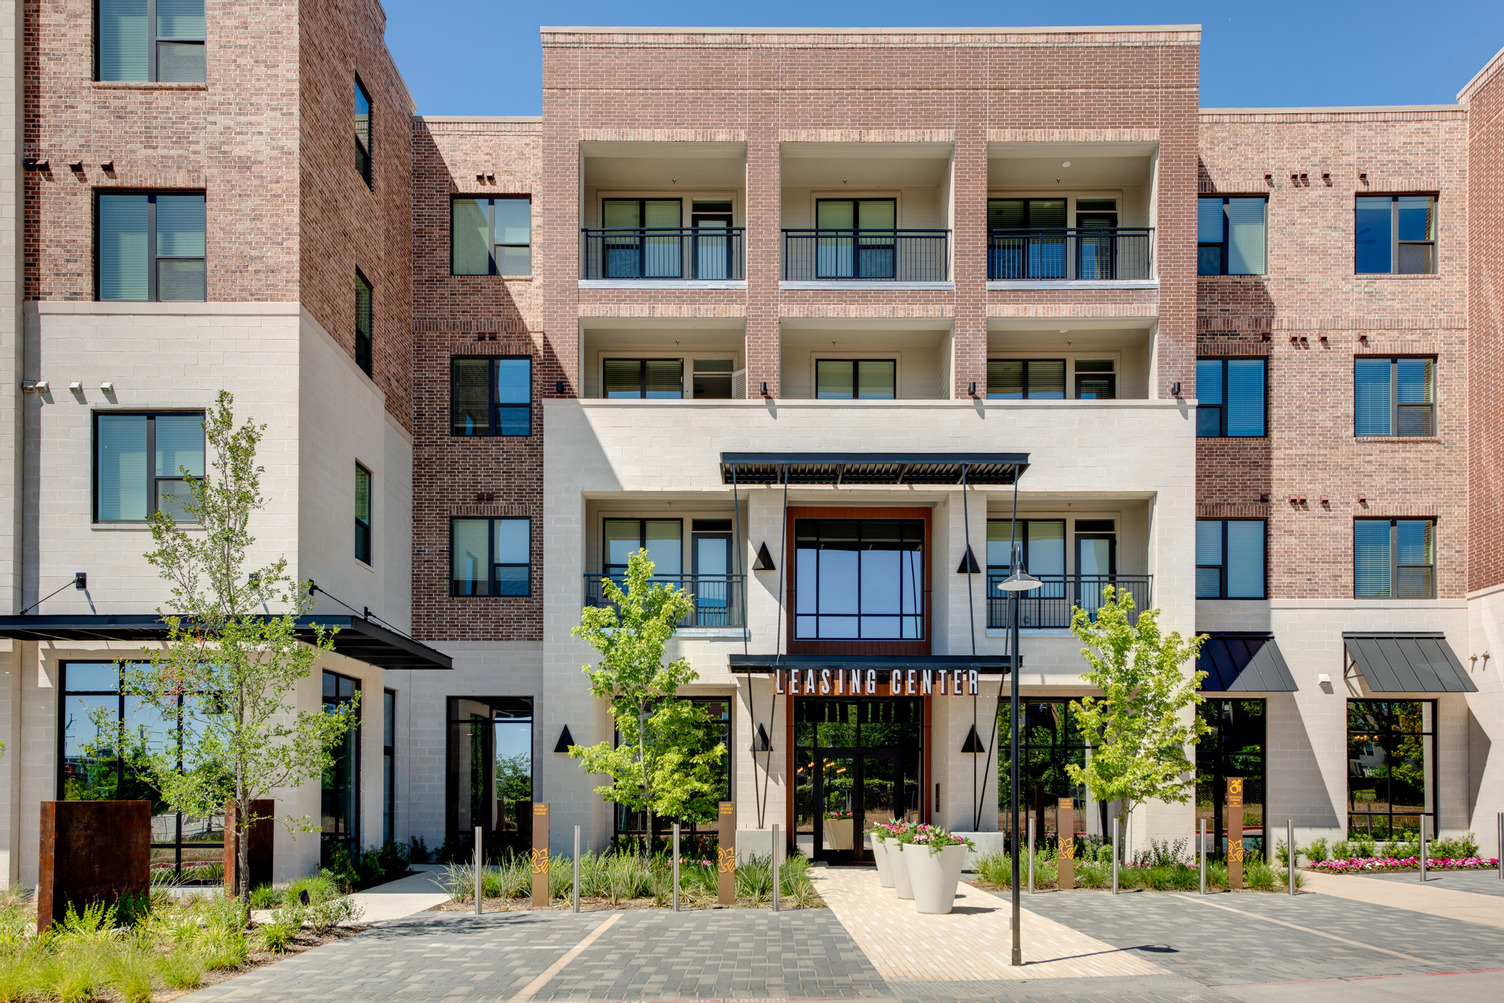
[
  {"left": 752, "top": 542, "right": 776, "bottom": 572},
  {"left": 554, "top": 726, "right": 575, "bottom": 753},
  {"left": 956, "top": 545, "right": 981, "bottom": 575},
  {"left": 968, "top": 381, "right": 977, "bottom": 397},
  {"left": 752, "top": 723, "right": 772, "bottom": 753},
  {"left": 555, "top": 380, "right": 565, "bottom": 394},
  {"left": 99, "top": 381, "right": 113, "bottom": 393},
  {"left": 1060, "top": 161, "right": 1071, "bottom": 168},
  {"left": 997, "top": 541, "right": 1042, "bottom": 967},
  {"left": 22, "top": 380, "right": 48, "bottom": 393},
  {"left": 74, "top": 572, "right": 87, "bottom": 590},
  {"left": 100, "top": 161, "right": 114, "bottom": 173},
  {"left": 1169, "top": 381, "right": 1182, "bottom": 397},
  {"left": 961, "top": 724, "right": 984, "bottom": 753},
  {"left": 68, "top": 161, "right": 83, "bottom": 173}
]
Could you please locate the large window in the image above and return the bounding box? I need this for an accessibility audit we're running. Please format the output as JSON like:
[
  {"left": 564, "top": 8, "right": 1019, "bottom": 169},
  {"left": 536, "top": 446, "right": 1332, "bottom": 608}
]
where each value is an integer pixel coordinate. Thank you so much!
[
  {"left": 987, "top": 359, "right": 1066, "bottom": 400},
  {"left": 604, "top": 519, "right": 681, "bottom": 579},
  {"left": 1355, "top": 357, "right": 1436, "bottom": 436},
  {"left": 1197, "top": 197, "right": 1267, "bottom": 276},
  {"left": 603, "top": 358, "right": 682, "bottom": 399},
  {"left": 95, "top": 411, "right": 204, "bottom": 522},
  {"left": 97, "top": 192, "right": 206, "bottom": 302},
  {"left": 814, "top": 198, "right": 897, "bottom": 279},
  {"left": 1356, "top": 196, "right": 1435, "bottom": 274},
  {"left": 1354, "top": 519, "right": 1435, "bottom": 599},
  {"left": 1348, "top": 700, "right": 1434, "bottom": 839},
  {"left": 451, "top": 357, "right": 531, "bottom": 436},
  {"left": 452, "top": 197, "right": 532, "bottom": 276},
  {"left": 794, "top": 518, "right": 925, "bottom": 641},
  {"left": 451, "top": 517, "right": 530, "bottom": 597},
  {"left": 321, "top": 671, "right": 361, "bottom": 866},
  {"left": 815, "top": 360, "right": 896, "bottom": 399},
  {"left": 354, "top": 463, "right": 372, "bottom": 565},
  {"left": 997, "top": 699, "right": 1091, "bottom": 842},
  {"left": 382, "top": 690, "right": 396, "bottom": 845},
  {"left": 354, "top": 77, "right": 372, "bottom": 187},
  {"left": 445, "top": 697, "right": 532, "bottom": 847},
  {"left": 1196, "top": 358, "right": 1266, "bottom": 437},
  {"left": 97, "top": 0, "right": 205, "bottom": 83},
  {"left": 1196, "top": 520, "right": 1266, "bottom": 599},
  {"left": 617, "top": 697, "right": 730, "bottom": 845},
  {"left": 59, "top": 661, "right": 224, "bottom": 882},
  {"left": 1196, "top": 699, "right": 1266, "bottom": 858},
  {"left": 355, "top": 270, "right": 372, "bottom": 376}
]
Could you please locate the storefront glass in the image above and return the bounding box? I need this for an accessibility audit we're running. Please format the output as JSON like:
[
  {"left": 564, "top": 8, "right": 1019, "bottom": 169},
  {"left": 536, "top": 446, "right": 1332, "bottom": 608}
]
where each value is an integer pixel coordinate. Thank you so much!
[
  {"left": 997, "top": 699, "right": 1091, "bottom": 845},
  {"left": 445, "top": 696, "right": 534, "bottom": 850},
  {"left": 1347, "top": 699, "right": 1434, "bottom": 839},
  {"left": 1195, "top": 698, "right": 1266, "bottom": 858}
]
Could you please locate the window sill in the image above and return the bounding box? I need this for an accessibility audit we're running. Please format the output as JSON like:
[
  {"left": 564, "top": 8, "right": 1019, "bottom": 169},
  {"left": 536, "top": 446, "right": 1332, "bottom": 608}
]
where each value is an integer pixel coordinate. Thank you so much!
[
  {"left": 987, "top": 279, "right": 1157, "bottom": 291},
  {"left": 1354, "top": 436, "right": 1443, "bottom": 444},
  {"left": 1354, "top": 273, "right": 1440, "bottom": 280},
  {"left": 450, "top": 274, "right": 533, "bottom": 281},
  {"left": 1196, "top": 273, "right": 1267, "bottom": 280},
  {"left": 785, "top": 280, "right": 952, "bottom": 291},
  {"left": 580, "top": 279, "right": 745, "bottom": 290},
  {"left": 93, "top": 81, "right": 206, "bottom": 91}
]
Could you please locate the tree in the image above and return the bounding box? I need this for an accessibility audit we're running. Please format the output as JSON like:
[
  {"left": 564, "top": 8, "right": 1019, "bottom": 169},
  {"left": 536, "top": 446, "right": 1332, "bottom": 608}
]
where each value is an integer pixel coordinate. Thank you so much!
[
  {"left": 568, "top": 550, "right": 725, "bottom": 851},
  {"left": 1065, "top": 586, "right": 1209, "bottom": 843},
  {"left": 106, "top": 391, "right": 358, "bottom": 905}
]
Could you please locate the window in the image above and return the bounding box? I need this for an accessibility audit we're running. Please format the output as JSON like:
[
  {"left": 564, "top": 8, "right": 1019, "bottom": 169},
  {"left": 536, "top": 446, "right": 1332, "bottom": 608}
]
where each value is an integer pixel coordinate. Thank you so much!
[
  {"left": 618, "top": 697, "right": 729, "bottom": 844},
  {"left": 445, "top": 697, "right": 532, "bottom": 847},
  {"left": 691, "top": 359, "right": 735, "bottom": 399},
  {"left": 95, "top": 412, "right": 204, "bottom": 522},
  {"left": 451, "top": 357, "right": 532, "bottom": 436},
  {"left": 60, "top": 661, "right": 223, "bottom": 881},
  {"left": 1196, "top": 519, "right": 1266, "bottom": 599},
  {"left": 382, "top": 690, "right": 395, "bottom": 845},
  {"left": 603, "top": 359, "right": 682, "bottom": 399},
  {"left": 1196, "top": 358, "right": 1266, "bottom": 437},
  {"left": 96, "top": 192, "right": 205, "bottom": 302},
  {"left": 794, "top": 518, "right": 925, "bottom": 640},
  {"left": 1348, "top": 700, "right": 1434, "bottom": 839},
  {"left": 355, "top": 270, "right": 372, "bottom": 376},
  {"left": 1355, "top": 357, "right": 1436, "bottom": 436},
  {"left": 987, "top": 359, "right": 1065, "bottom": 400},
  {"left": 1197, "top": 699, "right": 1266, "bottom": 858},
  {"left": 601, "top": 198, "right": 683, "bottom": 278},
  {"left": 96, "top": 0, "right": 205, "bottom": 82},
  {"left": 1074, "top": 360, "right": 1116, "bottom": 400},
  {"left": 354, "top": 78, "right": 372, "bottom": 187},
  {"left": 452, "top": 197, "right": 531, "bottom": 276},
  {"left": 814, "top": 199, "right": 897, "bottom": 279},
  {"left": 1356, "top": 196, "right": 1435, "bottom": 274},
  {"left": 1354, "top": 519, "right": 1435, "bottom": 599},
  {"left": 451, "top": 517, "right": 530, "bottom": 596},
  {"left": 997, "top": 699, "right": 1089, "bottom": 840},
  {"left": 604, "top": 519, "right": 681, "bottom": 579},
  {"left": 815, "top": 360, "right": 896, "bottom": 399},
  {"left": 1197, "top": 197, "right": 1267, "bottom": 275},
  {"left": 354, "top": 463, "right": 372, "bottom": 565},
  {"left": 321, "top": 671, "right": 360, "bottom": 866}
]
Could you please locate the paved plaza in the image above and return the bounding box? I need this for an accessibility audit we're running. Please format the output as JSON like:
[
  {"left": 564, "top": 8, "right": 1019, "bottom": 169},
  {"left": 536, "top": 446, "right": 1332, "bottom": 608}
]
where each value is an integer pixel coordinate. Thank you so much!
[{"left": 182, "top": 866, "right": 1504, "bottom": 1003}]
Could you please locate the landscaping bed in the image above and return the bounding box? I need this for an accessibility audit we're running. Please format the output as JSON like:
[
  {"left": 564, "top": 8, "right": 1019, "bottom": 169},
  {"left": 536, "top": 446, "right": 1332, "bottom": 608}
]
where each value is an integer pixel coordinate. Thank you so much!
[
  {"left": 970, "top": 838, "right": 1302, "bottom": 893},
  {"left": 1310, "top": 855, "right": 1500, "bottom": 874},
  {"left": 1297, "top": 833, "right": 1497, "bottom": 874}
]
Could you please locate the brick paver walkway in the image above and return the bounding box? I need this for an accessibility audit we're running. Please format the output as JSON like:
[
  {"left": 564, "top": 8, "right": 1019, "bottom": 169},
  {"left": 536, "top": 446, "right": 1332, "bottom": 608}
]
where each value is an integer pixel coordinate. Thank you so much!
[{"left": 1299, "top": 869, "right": 1504, "bottom": 929}]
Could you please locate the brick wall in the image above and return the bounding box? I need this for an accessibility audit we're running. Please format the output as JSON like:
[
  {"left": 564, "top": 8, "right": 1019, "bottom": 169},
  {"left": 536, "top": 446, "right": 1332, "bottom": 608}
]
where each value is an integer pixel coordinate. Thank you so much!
[{"left": 1196, "top": 109, "right": 1470, "bottom": 598}]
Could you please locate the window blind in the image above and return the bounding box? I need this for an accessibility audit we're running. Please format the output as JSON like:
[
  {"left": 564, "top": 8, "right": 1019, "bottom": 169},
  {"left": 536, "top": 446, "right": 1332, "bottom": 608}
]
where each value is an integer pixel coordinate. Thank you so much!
[
  {"left": 1225, "top": 198, "right": 1266, "bottom": 275},
  {"left": 97, "top": 415, "right": 149, "bottom": 521},
  {"left": 856, "top": 360, "right": 896, "bottom": 399},
  {"left": 1354, "top": 358, "right": 1392, "bottom": 435},
  {"left": 643, "top": 359, "right": 683, "bottom": 399},
  {"left": 451, "top": 199, "right": 491, "bottom": 275},
  {"left": 1224, "top": 359, "right": 1265, "bottom": 436},
  {"left": 1225, "top": 520, "right": 1266, "bottom": 598},
  {"left": 98, "top": 195, "right": 149, "bottom": 301},
  {"left": 450, "top": 358, "right": 490, "bottom": 434},
  {"left": 99, "top": 0, "right": 148, "bottom": 82},
  {"left": 816, "top": 360, "right": 854, "bottom": 398},
  {"left": 1353, "top": 521, "right": 1393, "bottom": 597},
  {"left": 451, "top": 519, "right": 490, "bottom": 595}
]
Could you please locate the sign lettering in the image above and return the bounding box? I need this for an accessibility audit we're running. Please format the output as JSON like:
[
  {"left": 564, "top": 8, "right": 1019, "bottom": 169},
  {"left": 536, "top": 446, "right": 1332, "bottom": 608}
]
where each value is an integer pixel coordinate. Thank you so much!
[{"left": 772, "top": 667, "right": 981, "bottom": 696}]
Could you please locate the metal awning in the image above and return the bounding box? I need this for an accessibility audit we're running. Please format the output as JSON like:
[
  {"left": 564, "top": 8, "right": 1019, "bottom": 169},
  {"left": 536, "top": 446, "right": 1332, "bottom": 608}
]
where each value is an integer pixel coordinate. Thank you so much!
[
  {"left": 729, "top": 654, "right": 1016, "bottom": 674},
  {"left": 1197, "top": 633, "right": 1296, "bottom": 692},
  {"left": 0, "top": 614, "right": 452, "bottom": 672},
  {"left": 719, "top": 452, "right": 1029, "bottom": 486},
  {"left": 1343, "top": 633, "right": 1474, "bottom": 693}
]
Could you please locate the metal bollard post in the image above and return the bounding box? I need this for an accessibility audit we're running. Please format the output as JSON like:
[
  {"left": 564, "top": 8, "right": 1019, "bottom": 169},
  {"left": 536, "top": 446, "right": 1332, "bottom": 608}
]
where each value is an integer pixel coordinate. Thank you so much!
[
  {"left": 1420, "top": 816, "right": 1428, "bottom": 883},
  {"left": 1498, "top": 813, "right": 1503, "bottom": 882},
  {"left": 1027, "top": 817, "right": 1035, "bottom": 894},
  {"left": 573, "top": 825, "right": 581, "bottom": 913},
  {"left": 672, "top": 823, "right": 681, "bottom": 913},
  {"left": 1287, "top": 820, "right": 1296, "bottom": 895},
  {"left": 1199, "top": 820, "right": 1207, "bottom": 895},
  {"left": 771, "top": 824, "right": 780, "bottom": 913},
  {"left": 474, "top": 825, "right": 483, "bottom": 916},
  {"left": 1111, "top": 817, "right": 1120, "bottom": 895}
]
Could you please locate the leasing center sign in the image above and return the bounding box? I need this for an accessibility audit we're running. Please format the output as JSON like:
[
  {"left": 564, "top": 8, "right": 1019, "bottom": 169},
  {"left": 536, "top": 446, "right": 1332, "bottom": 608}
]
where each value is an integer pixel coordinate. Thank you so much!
[{"left": 773, "top": 666, "right": 980, "bottom": 697}]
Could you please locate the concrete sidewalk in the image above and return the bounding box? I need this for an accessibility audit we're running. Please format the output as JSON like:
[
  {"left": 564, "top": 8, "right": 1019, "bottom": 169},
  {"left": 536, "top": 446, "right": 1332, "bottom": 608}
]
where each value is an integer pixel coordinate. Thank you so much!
[
  {"left": 346, "top": 864, "right": 451, "bottom": 923},
  {"left": 1300, "top": 869, "right": 1504, "bottom": 931}
]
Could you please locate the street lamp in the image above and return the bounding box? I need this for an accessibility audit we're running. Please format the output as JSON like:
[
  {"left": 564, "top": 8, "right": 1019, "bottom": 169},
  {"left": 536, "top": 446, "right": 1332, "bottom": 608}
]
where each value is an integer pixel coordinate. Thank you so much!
[{"left": 997, "top": 541, "right": 1041, "bottom": 967}]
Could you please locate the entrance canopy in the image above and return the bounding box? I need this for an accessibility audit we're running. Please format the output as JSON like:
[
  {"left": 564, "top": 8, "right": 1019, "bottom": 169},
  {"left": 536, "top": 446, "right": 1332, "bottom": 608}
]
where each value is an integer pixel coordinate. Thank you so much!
[
  {"left": 1342, "top": 633, "right": 1474, "bottom": 693},
  {"left": 729, "top": 654, "right": 1016, "bottom": 674},
  {"left": 0, "top": 613, "right": 453, "bottom": 672},
  {"left": 1197, "top": 633, "right": 1297, "bottom": 692},
  {"left": 719, "top": 452, "right": 1029, "bottom": 486}
]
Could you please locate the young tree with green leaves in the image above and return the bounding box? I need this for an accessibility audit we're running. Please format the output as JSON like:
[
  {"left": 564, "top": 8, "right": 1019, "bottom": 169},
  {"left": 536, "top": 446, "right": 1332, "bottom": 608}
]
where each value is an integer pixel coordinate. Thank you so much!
[
  {"left": 103, "top": 391, "right": 358, "bottom": 905},
  {"left": 1065, "top": 586, "right": 1209, "bottom": 843},
  {"left": 569, "top": 550, "right": 726, "bottom": 852}
]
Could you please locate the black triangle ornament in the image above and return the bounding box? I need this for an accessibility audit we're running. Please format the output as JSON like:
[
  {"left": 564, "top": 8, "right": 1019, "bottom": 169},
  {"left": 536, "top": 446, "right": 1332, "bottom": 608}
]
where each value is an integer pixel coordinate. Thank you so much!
[
  {"left": 961, "top": 724, "right": 985, "bottom": 754},
  {"left": 956, "top": 544, "right": 981, "bottom": 574},
  {"left": 554, "top": 725, "right": 575, "bottom": 754},
  {"left": 752, "top": 542, "right": 777, "bottom": 572}
]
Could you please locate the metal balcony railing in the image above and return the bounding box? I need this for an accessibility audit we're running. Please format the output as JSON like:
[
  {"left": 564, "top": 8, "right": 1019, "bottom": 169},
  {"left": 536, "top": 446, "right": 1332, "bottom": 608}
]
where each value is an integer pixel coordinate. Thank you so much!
[
  {"left": 986, "top": 573, "right": 1152, "bottom": 629},
  {"left": 987, "top": 228, "right": 1153, "bottom": 281},
  {"left": 782, "top": 229, "right": 950, "bottom": 281},
  {"left": 580, "top": 227, "right": 745, "bottom": 280},
  {"left": 584, "top": 573, "right": 745, "bottom": 628}
]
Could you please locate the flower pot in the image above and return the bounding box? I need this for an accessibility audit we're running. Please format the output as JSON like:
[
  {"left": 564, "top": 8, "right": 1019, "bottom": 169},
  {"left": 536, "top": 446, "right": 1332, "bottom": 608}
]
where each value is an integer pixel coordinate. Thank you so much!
[
  {"left": 902, "top": 843, "right": 967, "bottom": 914},
  {"left": 890, "top": 843, "right": 916, "bottom": 899},
  {"left": 827, "top": 817, "right": 854, "bottom": 850},
  {"left": 871, "top": 835, "right": 895, "bottom": 887}
]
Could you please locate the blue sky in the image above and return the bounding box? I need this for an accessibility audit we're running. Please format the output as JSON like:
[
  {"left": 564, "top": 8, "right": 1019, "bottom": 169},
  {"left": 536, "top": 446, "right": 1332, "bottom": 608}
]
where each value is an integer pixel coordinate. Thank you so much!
[{"left": 380, "top": 0, "right": 1503, "bottom": 116}]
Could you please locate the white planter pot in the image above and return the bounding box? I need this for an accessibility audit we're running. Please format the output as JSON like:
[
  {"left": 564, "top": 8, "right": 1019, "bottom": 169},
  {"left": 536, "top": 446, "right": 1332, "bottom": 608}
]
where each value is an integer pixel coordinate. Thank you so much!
[
  {"left": 826, "top": 817, "right": 854, "bottom": 850},
  {"left": 890, "top": 842, "right": 916, "bottom": 899},
  {"left": 871, "top": 836, "right": 894, "bottom": 887},
  {"left": 902, "top": 843, "right": 967, "bottom": 914}
]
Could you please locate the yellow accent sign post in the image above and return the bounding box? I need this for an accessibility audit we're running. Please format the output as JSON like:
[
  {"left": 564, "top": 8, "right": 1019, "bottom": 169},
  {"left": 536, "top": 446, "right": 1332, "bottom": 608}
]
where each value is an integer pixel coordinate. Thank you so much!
[
  {"left": 1057, "top": 798, "right": 1075, "bottom": 891},
  {"left": 1226, "top": 779, "right": 1244, "bottom": 891},
  {"left": 717, "top": 802, "right": 736, "bottom": 906},
  {"left": 531, "top": 803, "right": 550, "bottom": 908}
]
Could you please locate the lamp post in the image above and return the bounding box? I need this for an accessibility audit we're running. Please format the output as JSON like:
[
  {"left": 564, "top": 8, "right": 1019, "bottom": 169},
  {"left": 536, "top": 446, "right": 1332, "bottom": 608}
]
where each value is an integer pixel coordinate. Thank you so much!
[{"left": 997, "top": 542, "right": 1041, "bottom": 967}]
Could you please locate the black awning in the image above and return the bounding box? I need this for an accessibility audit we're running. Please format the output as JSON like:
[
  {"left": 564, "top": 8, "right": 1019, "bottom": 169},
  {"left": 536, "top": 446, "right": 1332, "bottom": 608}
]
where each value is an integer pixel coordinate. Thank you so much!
[
  {"left": 1198, "top": 633, "right": 1296, "bottom": 692},
  {"left": 1343, "top": 633, "right": 1474, "bottom": 693},
  {"left": 719, "top": 452, "right": 1029, "bottom": 486},
  {"left": 0, "top": 614, "right": 452, "bottom": 672},
  {"left": 729, "top": 653, "right": 1016, "bottom": 674}
]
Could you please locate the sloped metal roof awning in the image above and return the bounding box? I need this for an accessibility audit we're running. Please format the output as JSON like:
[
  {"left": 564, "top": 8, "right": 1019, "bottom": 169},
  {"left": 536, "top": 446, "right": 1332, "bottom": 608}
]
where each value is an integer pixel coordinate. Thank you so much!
[
  {"left": 1197, "top": 633, "right": 1296, "bottom": 692},
  {"left": 719, "top": 452, "right": 1029, "bottom": 486},
  {"left": 729, "top": 654, "right": 1017, "bottom": 674},
  {"left": 1343, "top": 633, "right": 1474, "bottom": 693},
  {"left": 0, "top": 614, "right": 452, "bottom": 672}
]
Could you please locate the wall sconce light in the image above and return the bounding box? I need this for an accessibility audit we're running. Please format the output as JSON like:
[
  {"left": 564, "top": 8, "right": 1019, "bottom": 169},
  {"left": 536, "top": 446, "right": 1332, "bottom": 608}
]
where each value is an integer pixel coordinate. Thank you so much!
[
  {"left": 1320, "top": 496, "right": 1330, "bottom": 507},
  {"left": 1264, "top": 173, "right": 1273, "bottom": 185},
  {"left": 22, "top": 380, "right": 48, "bottom": 393},
  {"left": 961, "top": 725, "right": 985, "bottom": 754},
  {"left": 752, "top": 542, "right": 776, "bottom": 571},
  {"left": 968, "top": 381, "right": 977, "bottom": 397},
  {"left": 1358, "top": 334, "right": 1368, "bottom": 345},
  {"left": 1316, "top": 672, "right": 1333, "bottom": 689},
  {"left": 68, "top": 161, "right": 83, "bottom": 173},
  {"left": 99, "top": 381, "right": 113, "bottom": 393},
  {"left": 22, "top": 158, "right": 48, "bottom": 172},
  {"left": 1321, "top": 171, "right": 1331, "bottom": 185},
  {"left": 1357, "top": 495, "right": 1367, "bottom": 506},
  {"left": 74, "top": 572, "right": 87, "bottom": 590},
  {"left": 1259, "top": 492, "right": 1270, "bottom": 502},
  {"left": 760, "top": 381, "right": 769, "bottom": 397},
  {"left": 751, "top": 723, "right": 772, "bottom": 753},
  {"left": 1169, "top": 381, "right": 1182, "bottom": 397},
  {"left": 555, "top": 380, "right": 565, "bottom": 394},
  {"left": 956, "top": 545, "right": 981, "bottom": 575},
  {"left": 1299, "top": 172, "right": 1308, "bottom": 185},
  {"left": 1359, "top": 171, "right": 1368, "bottom": 183},
  {"left": 100, "top": 161, "right": 114, "bottom": 173},
  {"left": 68, "top": 381, "right": 82, "bottom": 392},
  {"left": 554, "top": 726, "right": 575, "bottom": 753},
  {"left": 1290, "top": 172, "right": 1300, "bottom": 185},
  {"left": 476, "top": 173, "right": 485, "bottom": 182}
]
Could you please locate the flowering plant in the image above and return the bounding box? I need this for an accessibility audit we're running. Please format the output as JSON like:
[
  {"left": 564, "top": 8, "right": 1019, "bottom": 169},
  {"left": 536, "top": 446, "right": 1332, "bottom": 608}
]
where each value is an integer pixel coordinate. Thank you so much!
[
  {"left": 867, "top": 820, "right": 908, "bottom": 841},
  {"left": 824, "top": 810, "right": 853, "bottom": 821},
  {"left": 1311, "top": 854, "right": 1500, "bottom": 873},
  {"left": 908, "top": 824, "right": 976, "bottom": 854}
]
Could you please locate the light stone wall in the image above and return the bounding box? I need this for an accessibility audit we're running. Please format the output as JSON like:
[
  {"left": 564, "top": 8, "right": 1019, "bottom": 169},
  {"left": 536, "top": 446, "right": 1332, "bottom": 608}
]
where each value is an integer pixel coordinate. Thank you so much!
[{"left": 1466, "top": 585, "right": 1504, "bottom": 858}]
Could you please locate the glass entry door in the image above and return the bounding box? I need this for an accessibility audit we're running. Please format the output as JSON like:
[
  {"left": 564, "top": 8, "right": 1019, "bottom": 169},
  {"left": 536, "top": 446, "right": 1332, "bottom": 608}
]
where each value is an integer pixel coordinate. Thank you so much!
[{"left": 813, "top": 749, "right": 902, "bottom": 864}]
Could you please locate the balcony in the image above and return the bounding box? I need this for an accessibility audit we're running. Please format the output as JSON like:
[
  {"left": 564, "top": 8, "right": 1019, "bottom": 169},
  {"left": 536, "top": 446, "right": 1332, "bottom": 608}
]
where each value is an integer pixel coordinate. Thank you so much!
[
  {"left": 584, "top": 573, "right": 745, "bottom": 628},
  {"left": 781, "top": 229, "right": 949, "bottom": 282},
  {"left": 987, "top": 228, "right": 1153, "bottom": 281},
  {"left": 580, "top": 227, "right": 745, "bottom": 281},
  {"left": 985, "top": 573, "right": 1152, "bottom": 629}
]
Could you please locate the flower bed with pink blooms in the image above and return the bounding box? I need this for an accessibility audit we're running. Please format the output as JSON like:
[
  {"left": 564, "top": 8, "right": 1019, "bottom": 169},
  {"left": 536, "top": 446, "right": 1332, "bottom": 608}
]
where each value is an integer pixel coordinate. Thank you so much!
[{"left": 1311, "top": 855, "right": 1500, "bottom": 873}]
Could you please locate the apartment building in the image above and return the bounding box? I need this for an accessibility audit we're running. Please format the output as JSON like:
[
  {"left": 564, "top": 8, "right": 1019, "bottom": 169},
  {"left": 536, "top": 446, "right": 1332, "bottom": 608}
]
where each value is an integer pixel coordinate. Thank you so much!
[{"left": 3, "top": 10, "right": 1504, "bottom": 884}]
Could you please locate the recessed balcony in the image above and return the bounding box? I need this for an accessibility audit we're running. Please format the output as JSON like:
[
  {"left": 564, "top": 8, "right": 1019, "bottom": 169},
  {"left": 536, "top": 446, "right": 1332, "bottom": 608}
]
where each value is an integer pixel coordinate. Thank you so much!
[{"left": 987, "top": 227, "right": 1152, "bottom": 281}]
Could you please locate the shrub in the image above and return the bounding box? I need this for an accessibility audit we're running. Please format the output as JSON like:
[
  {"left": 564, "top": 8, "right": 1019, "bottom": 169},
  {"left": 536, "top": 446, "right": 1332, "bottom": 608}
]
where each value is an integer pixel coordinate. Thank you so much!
[
  {"left": 157, "top": 950, "right": 205, "bottom": 990},
  {"left": 284, "top": 873, "right": 341, "bottom": 907},
  {"left": 305, "top": 896, "right": 361, "bottom": 935},
  {"left": 408, "top": 835, "right": 431, "bottom": 864},
  {"left": 973, "top": 850, "right": 1013, "bottom": 887},
  {"left": 1095, "top": 844, "right": 1114, "bottom": 865},
  {"left": 259, "top": 915, "right": 299, "bottom": 953},
  {"left": 248, "top": 884, "right": 280, "bottom": 909},
  {"left": 1432, "top": 833, "right": 1479, "bottom": 859},
  {"left": 1306, "top": 837, "right": 1329, "bottom": 863},
  {"left": 105, "top": 943, "right": 159, "bottom": 1003}
]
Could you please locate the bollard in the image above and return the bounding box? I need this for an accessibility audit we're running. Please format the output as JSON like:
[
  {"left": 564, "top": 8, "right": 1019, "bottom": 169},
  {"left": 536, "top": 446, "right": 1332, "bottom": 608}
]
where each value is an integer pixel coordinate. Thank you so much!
[
  {"left": 717, "top": 803, "right": 736, "bottom": 906},
  {"left": 1420, "top": 816, "right": 1428, "bottom": 883},
  {"left": 1499, "top": 813, "right": 1503, "bottom": 882},
  {"left": 1027, "top": 817, "right": 1035, "bottom": 894},
  {"left": 572, "top": 825, "right": 581, "bottom": 913},
  {"left": 771, "top": 823, "right": 780, "bottom": 913},
  {"left": 1199, "top": 820, "right": 1207, "bottom": 895},
  {"left": 672, "top": 823, "right": 681, "bottom": 913},
  {"left": 473, "top": 825, "right": 483, "bottom": 916},
  {"left": 1287, "top": 820, "right": 1296, "bottom": 895},
  {"left": 1226, "top": 778, "right": 1244, "bottom": 891},
  {"left": 1111, "top": 817, "right": 1120, "bottom": 895},
  {"left": 1057, "top": 798, "right": 1075, "bottom": 891},
  {"left": 531, "top": 803, "right": 550, "bottom": 908}
]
